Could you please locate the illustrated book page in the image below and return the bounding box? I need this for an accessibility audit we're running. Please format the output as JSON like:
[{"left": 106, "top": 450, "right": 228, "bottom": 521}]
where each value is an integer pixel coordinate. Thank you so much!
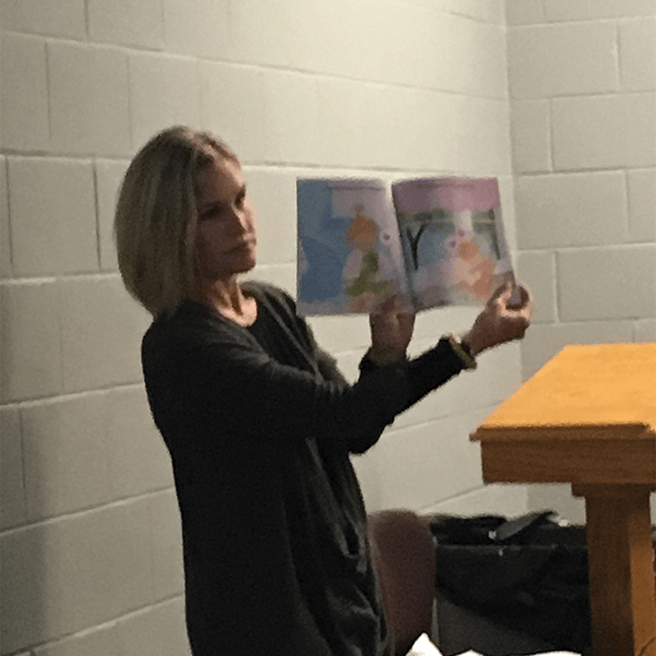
[{"left": 296, "top": 177, "right": 515, "bottom": 316}]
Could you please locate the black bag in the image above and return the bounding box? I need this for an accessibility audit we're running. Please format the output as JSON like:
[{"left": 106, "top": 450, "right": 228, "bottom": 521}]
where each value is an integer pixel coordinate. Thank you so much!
[{"left": 430, "top": 511, "right": 591, "bottom": 654}]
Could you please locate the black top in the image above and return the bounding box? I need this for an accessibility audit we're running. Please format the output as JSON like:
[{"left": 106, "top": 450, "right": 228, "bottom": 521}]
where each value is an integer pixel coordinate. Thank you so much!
[{"left": 141, "top": 282, "right": 468, "bottom": 656}]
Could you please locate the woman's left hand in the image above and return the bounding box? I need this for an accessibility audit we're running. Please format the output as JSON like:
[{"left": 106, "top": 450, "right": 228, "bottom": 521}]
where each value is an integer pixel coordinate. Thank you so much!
[
  {"left": 368, "top": 295, "right": 416, "bottom": 365},
  {"left": 462, "top": 282, "right": 533, "bottom": 356}
]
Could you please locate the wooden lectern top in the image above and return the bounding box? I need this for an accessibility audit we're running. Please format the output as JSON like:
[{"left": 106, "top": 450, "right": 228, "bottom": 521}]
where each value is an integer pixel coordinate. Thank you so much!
[{"left": 471, "top": 343, "right": 656, "bottom": 442}]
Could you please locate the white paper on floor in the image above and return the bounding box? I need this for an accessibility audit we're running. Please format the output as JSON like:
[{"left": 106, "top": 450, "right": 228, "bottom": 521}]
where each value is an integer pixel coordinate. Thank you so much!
[{"left": 406, "top": 633, "right": 581, "bottom": 656}]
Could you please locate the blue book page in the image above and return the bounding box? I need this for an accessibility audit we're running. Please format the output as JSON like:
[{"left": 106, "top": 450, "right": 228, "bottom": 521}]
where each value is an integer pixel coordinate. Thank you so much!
[{"left": 297, "top": 178, "right": 408, "bottom": 316}]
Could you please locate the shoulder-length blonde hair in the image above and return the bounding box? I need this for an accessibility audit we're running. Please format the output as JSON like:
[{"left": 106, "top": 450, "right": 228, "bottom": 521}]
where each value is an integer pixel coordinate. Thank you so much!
[{"left": 114, "top": 126, "right": 237, "bottom": 315}]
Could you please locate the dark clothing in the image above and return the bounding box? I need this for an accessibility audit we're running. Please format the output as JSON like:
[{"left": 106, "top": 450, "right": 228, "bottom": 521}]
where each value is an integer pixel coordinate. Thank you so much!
[{"left": 141, "top": 282, "right": 467, "bottom": 656}]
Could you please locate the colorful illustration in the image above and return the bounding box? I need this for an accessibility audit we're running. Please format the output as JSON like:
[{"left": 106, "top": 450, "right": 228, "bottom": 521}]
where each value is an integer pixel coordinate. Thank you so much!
[
  {"left": 342, "top": 206, "right": 399, "bottom": 312},
  {"left": 297, "top": 177, "right": 514, "bottom": 316},
  {"left": 297, "top": 179, "right": 407, "bottom": 315},
  {"left": 392, "top": 177, "right": 514, "bottom": 310}
]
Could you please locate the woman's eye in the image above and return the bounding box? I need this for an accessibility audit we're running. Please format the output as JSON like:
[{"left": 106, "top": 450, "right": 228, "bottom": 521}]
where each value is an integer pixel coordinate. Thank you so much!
[{"left": 199, "top": 206, "right": 223, "bottom": 221}]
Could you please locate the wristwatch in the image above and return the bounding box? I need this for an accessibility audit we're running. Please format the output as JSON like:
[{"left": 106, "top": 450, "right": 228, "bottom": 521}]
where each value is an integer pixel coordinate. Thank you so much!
[{"left": 446, "top": 333, "right": 477, "bottom": 370}]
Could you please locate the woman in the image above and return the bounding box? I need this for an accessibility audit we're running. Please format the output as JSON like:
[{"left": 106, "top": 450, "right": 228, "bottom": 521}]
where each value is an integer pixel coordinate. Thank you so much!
[{"left": 114, "top": 126, "right": 533, "bottom": 656}]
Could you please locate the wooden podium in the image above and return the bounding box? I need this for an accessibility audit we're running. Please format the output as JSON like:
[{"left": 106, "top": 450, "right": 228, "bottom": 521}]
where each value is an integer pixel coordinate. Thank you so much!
[{"left": 471, "top": 343, "right": 656, "bottom": 656}]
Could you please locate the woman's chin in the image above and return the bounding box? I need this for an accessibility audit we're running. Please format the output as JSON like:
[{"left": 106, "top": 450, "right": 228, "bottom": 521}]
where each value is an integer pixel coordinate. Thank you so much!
[{"left": 242, "top": 252, "right": 257, "bottom": 272}]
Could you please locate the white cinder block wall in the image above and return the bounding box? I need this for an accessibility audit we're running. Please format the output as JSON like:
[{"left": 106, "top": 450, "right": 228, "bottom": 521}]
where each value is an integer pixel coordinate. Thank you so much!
[
  {"left": 1, "top": 0, "right": 653, "bottom": 653},
  {"left": 506, "top": 0, "right": 656, "bottom": 523},
  {"left": 0, "top": 1, "right": 520, "bottom": 652}
]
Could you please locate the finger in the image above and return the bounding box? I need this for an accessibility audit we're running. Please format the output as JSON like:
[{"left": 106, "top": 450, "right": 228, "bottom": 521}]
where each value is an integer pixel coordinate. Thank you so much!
[
  {"left": 398, "top": 312, "right": 416, "bottom": 332},
  {"left": 505, "top": 283, "right": 534, "bottom": 312},
  {"left": 489, "top": 284, "right": 516, "bottom": 313},
  {"left": 370, "top": 293, "right": 398, "bottom": 317},
  {"left": 488, "top": 281, "right": 513, "bottom": 305},
  {"left": 506, "top": 285, "right": 528, "bottom": 310},
  {"left": 520, "top": 288, "right": 534, "bottom": 318}
]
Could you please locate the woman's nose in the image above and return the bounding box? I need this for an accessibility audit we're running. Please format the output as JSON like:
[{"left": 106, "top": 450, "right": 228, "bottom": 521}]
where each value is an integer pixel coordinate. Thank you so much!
[{"left": 229, "top": 206, "right": 251, "bottom": 232}]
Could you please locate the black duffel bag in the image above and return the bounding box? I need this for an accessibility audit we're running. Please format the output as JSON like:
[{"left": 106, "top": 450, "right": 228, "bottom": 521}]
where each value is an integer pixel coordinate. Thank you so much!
[{"left": 430, "top": 510, "right": 591, "bottom": 654}]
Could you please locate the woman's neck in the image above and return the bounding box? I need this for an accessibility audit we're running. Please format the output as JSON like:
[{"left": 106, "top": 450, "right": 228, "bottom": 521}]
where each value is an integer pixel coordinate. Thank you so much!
[{"left": 190, "top": 277, "right": 257, "bottom": 327}]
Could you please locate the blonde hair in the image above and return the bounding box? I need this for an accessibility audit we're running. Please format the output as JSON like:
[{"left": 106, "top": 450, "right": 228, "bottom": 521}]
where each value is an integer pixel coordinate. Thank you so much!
[{"left": 114, "top": 126, "right": 238, "bottom": 315}]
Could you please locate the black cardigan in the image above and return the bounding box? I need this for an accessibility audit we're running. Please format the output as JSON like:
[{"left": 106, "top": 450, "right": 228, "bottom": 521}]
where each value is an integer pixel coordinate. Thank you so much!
[{"left": 141, "top": 282, "right": 467, "bottom": 656}]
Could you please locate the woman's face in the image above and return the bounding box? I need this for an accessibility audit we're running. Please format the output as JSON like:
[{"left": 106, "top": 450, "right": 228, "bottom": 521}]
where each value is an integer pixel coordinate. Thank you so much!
[{"left": 192, "top": 155, "right": 257, "bottom": 282}]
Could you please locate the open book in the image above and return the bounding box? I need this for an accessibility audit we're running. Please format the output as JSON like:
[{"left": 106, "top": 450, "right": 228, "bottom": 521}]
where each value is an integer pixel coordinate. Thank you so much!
[{"left": 296, "top": 177, "right": 515, "bottom": 316}]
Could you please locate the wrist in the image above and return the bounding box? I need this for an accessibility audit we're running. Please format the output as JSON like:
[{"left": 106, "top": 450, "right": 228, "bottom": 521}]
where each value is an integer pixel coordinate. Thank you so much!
[
  {"left": 366, "top": 346, "right": 407, "bottom": 366},
  {"left": 460, "top": 331, "right": 485, "bottom": 357}
]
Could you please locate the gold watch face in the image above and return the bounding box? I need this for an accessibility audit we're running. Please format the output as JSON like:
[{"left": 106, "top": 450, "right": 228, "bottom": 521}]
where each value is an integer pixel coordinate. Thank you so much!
[{"left": 447, "top": 334, "right": 476, "bottom": 369}]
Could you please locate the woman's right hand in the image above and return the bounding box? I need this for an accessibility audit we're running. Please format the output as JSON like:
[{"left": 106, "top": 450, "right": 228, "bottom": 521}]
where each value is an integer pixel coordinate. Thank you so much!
[
  {"left": 368, "top": 294, "right": 416, "bottom": 365},
  {"left": 461, "top": 282, "right": 533, "bottom": 356}
]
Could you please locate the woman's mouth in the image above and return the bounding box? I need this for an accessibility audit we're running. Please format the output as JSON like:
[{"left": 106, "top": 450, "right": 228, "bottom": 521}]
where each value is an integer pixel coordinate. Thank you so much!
[{"left": 229, "top": 238, "right": 256, "bottom": 253}]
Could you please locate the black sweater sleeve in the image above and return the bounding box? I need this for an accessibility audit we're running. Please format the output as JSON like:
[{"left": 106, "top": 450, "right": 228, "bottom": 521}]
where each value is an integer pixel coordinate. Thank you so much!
[{"left": 142, "top": 299, "right": 467, "bottom": 457}]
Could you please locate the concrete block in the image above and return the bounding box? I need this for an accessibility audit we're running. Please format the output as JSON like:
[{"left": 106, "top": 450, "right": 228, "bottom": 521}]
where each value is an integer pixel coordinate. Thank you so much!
[
  {"left": 0, "top": 157, "right": 10, "bottom": 278},
  {"left": 89, "top": 0, "right": 163, "bottom": 48},
  {"left": 357, "top": 85, "right": 439, "bottom": 171},
  {"left": 369, "top": 9, "right": 507, "bottom": 96},
  {"left": 552, "top": 93, "right": 656, "bottom": 170},
  {"left": 0, "top": 407, "right": 26, "bottom": 530},
  {"left": 628, "top": 168, "right": 656, "bottom": 242},
  {"left": 106, "top": 387, "right": 173, "bottom": 499},
  {"left": 22, "top": 395, "right": 113, "bottom": 522},
  {"left": 351, "top": 448, "right": 385, "bottom": 513},
  {"left": 199, "top": 62, "right": 267, "bottom": 164},
  {"left": 0, "top": 34, "right": 50, "bottom": 152},
  {"left": 505, "top": 0, "right": 545, "bottom": 25},
  {"left": 508, "top": 22, "right": 619, "bottom": 99},
  {"left": 49, "top": 43, "right": 131, "bottom": 156},
  {"left": 34, "top": 624, "right": 119, "bottom": 656},
  {"left": 544, "top": 0, "right": 656, "bottom": 21},
  {"left": 511, "top": 100, "right": 551, "bottom": 173},
  {"left": 520, "top": 320, "right": 635, "bottom": 381},
  {"left": 620, "top": 18, "right": 656, "bottom": 91},
  {"left": 59, "top": 277, "right": 150, "bottom": 393},
  {"left": 558, "top": 245, "right": 656, "bottom": 321},
  {"left": 148, "top": 491, "right": 185, "bottom": 601},
  {"left": 263, "top": 70, "right": 320, "bottom": 165},
  {"left": 393, "top": 340, "right": 523, "bottom": 434},
  {"left": 0, "top": 282, "right": 63, "bottom": 402},
  {"left": 375, "top": 408, "right": 490, "bottom": 510},
  {"left": 306, "top": 314, "right": 371, "bottom": 355},
  {"left": 516, "top": 172, "right": 628, "bottom": 249},
  {"left": 635, "top": 319, "right": 656, "bottom": 342},
  {"left": 2, "top": 0, "right": 86, "bottom": 38},
  {"left": 424, "top": 484, "right": 529, "bottom": 518},
  {"left": 96, "top": 159, "right": 129, "bottom": 271},
  {"left": 316, "top": 77, "right": 388, "bottom": 169},
  {"left": 432, "top": 15, "right": 507, "bottom": 98},
  {"left": 230, "top": 0, "right": 381, "bottom": 79},
  {"left": 230, "top": 0, "right": 322, "bottom": 70},
  {"left": 55, "top": 502, "right": 154, "bottom": 633},
  {"left": 0, "top": 521, "right": 63, "bottom": 652},
  {"left": 516, "top": 250, "right": 557, "bottom": 324},
  {"left": 498, "top": 175, "right": 518, "bottom": 251},
  {"left": 130, "top": 54, "right": 201, "bottom": 151},
  {"left": 528, "top": 484, "right": 586, "bottom": 525},
  {"left": 439, "top": 0, "right": 504, "bottom": 23},
  {"left": 117, "top": 598, "right": 191, "bottom": 656},
  {"left": 8, "top": 157, "right": 98, "bottom": 276},
  {"left": 451, "top": 97, "right": 511, "bottom": 174},
  {"left": 246, "top": 262, "right": 297, "bottom": 297},
  {"left": 243, "top": 168, "right": 296, "bottom": 265},
  {"left": 162, "top": 0, "right": 231, "bottom": 60}
]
